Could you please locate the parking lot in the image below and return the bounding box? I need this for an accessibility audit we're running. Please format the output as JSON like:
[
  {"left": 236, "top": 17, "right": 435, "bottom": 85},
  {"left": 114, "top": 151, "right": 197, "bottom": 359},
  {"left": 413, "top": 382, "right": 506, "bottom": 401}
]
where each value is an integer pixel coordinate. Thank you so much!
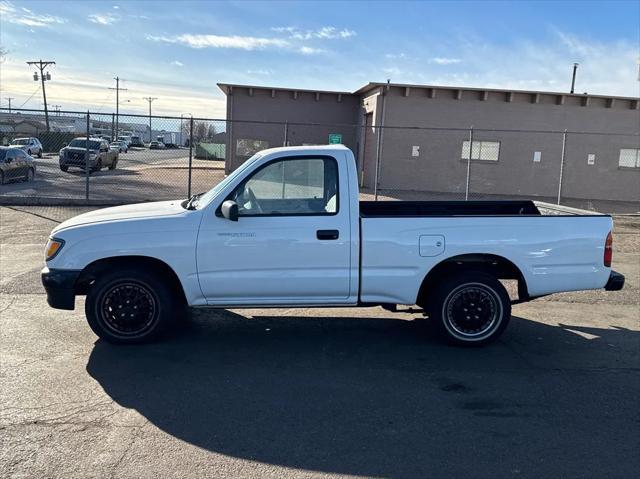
[
  {"left": 0, "top": 148, "right": 225, "bottom": 204},
  {"left": 0, "top": 206, "right": 638, "bottom": 478}
]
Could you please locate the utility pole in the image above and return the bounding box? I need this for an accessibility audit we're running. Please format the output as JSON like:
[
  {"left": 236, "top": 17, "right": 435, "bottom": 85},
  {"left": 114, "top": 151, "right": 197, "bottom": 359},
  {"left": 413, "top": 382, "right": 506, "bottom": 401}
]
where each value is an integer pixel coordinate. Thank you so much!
[
  {"left": 5, "top": 97, "right": 14, "bottom": 113},
  {"left": 570, "top": 62, "right": 578, "bottom": 94},
  {"left": 26, "top": 60, "right": 55, "bottom": 131},
  {"left": 143, "top": 97, "right": 157, "bottom": 143},
  {"left": 109, "top": 77, "right": 128, "bottom": 140},
  {"left": 51, "top": 104, "right": 61, "bottom": 115}
]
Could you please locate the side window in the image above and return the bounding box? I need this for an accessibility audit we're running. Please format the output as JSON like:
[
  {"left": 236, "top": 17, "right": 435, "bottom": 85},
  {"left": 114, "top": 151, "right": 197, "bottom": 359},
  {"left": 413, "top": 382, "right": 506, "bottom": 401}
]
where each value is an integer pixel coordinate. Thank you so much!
[
  {"left": 231, "top": 157, "right": 339, "bottom": 216},
  {"left": 5, "top": 150, "right": 16, "bottom": 160},
  {"left": 15, "top": 150, "right": 26, "bottom": 159}
]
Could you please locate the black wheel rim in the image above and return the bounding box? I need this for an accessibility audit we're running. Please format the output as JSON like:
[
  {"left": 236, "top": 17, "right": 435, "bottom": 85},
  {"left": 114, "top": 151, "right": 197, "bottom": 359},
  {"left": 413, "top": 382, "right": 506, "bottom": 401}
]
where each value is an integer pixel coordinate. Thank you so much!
[
  {"left": 444, "top": 283, "right": 501, "bottom": 340},
  {"left": 100, "top": 281, "right": 158, "bottom": 336}
]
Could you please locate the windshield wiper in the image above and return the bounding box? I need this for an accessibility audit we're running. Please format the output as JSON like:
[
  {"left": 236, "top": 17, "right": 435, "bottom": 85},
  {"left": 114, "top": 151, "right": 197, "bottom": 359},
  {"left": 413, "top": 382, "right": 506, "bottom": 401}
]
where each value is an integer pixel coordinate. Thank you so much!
[{"left": 185, "top": 192, "right": 204, "bottom": 210}]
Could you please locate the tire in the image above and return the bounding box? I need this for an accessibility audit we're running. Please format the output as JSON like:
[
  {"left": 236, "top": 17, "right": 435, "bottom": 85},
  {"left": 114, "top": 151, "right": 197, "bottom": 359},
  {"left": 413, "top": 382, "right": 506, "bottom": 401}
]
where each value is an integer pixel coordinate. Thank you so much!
[
  {"left": 27, "top": 149, "right": 31, "bottom": 156},
  {"left": 25, "top": 168, "right": 34, "bottom": 182},
  {"left": 60, "top": 165, "right": 68, "bottom": 172},
  {"left": 424, "top": 270, "right": 511, "bottom": 346},
  {"left": 38, "top": 150, "right": 43, "bottom": 158},
  {"left": 85, "top": 268, "right": 182, "bottom": 344},
  {"left": 108, "top": 160, "right": 117, "bottom": 170},
  {"left": 93, "top": 159, "right": 102, "bottom": 172},
  {"left": 0, "top": 171, "right": 4, "bottom": 185}
]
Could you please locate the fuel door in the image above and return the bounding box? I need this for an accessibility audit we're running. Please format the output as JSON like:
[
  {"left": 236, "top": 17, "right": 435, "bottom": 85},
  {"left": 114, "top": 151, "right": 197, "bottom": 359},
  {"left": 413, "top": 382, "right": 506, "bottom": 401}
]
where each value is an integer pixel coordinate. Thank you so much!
[{"left": 419, "top": 235, "right": 445, "bottom": 257}]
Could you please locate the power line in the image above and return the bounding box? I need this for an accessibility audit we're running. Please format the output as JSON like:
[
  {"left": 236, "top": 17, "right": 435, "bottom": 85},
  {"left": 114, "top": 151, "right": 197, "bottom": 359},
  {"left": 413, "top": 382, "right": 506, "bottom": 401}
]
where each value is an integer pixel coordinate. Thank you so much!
[
  {"left": 26, "top": 59, "right": 55, "bottom": 131},
  {"left": 17, "top": 86, "right": 41, "bottom": 109}
]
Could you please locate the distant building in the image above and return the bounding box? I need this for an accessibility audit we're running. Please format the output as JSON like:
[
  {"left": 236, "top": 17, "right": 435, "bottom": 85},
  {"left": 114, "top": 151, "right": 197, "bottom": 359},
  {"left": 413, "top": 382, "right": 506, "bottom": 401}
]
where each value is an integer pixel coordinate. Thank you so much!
[{"left": 218, "top": 82, "right": 640, "bottom": 207}]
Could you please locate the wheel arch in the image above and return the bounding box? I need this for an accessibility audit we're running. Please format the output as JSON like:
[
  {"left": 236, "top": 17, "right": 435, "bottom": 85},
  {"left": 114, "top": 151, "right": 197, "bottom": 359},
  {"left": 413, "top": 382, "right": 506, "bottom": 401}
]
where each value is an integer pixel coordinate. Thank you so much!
[
  {"left": 416, "top": 253, "right": 528, "bottom": 305},
  {"left": 75, "top": 255, "right": 187, "bottom": 305}
]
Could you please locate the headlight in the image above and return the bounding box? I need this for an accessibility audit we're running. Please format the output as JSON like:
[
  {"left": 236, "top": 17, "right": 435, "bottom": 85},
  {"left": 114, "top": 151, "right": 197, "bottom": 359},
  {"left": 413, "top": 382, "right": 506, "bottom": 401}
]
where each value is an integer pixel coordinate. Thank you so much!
[
  {"left": 45, "top": 238, "right": 65, "bottom": 260},
  {"left": 59, "top": 150, "right": 64, "bottom": 157}
]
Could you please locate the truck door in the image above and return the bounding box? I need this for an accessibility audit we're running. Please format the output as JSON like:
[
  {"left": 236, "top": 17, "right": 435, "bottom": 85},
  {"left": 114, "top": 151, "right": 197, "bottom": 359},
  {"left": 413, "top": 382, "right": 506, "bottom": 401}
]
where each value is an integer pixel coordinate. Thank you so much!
[{"left": 196, "top": 155, "right": 352, "bottom": 305}]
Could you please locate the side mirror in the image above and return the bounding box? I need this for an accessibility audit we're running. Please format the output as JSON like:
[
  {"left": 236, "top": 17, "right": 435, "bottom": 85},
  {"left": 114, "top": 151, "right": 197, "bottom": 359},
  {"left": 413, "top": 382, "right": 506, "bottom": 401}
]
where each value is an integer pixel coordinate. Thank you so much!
[{"left": 221, "top": 200, "right": 239, "bottom": 221}]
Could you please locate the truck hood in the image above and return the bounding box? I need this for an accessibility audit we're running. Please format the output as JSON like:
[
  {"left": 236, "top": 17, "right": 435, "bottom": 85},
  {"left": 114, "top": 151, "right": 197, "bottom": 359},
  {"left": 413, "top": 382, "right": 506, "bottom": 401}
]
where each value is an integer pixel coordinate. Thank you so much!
[{"left": 52, "top": 200, "right": 186, "bottom": 233}]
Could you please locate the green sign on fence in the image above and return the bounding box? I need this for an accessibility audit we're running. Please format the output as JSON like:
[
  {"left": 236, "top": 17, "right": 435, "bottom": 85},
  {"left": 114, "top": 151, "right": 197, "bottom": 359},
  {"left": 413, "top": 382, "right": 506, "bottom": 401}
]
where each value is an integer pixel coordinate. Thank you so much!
[{"left": 328, "top": 133, "right": 342, "bottom": 144}]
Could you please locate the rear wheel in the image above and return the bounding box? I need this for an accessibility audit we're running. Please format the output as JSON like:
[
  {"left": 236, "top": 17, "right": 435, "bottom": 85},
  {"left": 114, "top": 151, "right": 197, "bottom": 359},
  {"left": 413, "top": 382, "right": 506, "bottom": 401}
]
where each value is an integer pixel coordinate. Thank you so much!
[
  {"left": 0, "top": 171, "right": 4, "bottom": 185},
  {"left": 60, "top": 165, "right": 68, "bottom": 172},
  {"left": 108, "top": 159, "right": 117, "bottom": 170},
  {"left": 27, "top": 149, "right": 32, "bottom": 156},
  {"left": 423, "top": 271, "right": 511, "bottom": 346},
  {"left": 85, "top": 268, "right": 182, "bottom": 344},
  {"left": 25, "top": 168, "right": 34, "bottom": 182},
  {"left": 37, "top": 150, "right": 43, "bottom": 158},
  {"left": 93, "top": 159, "right": 102, "bottom": 172}
]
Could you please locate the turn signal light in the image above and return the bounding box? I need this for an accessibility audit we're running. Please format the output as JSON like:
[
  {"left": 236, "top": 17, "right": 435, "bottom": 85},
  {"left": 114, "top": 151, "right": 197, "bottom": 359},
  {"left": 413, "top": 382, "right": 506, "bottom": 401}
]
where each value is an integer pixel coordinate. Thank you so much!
[
  {"left": 604, "top": 231, "right": 613, "bottom": 267},
  {"left": 45, "top": 238, "right": 64, "bottom": 260}
]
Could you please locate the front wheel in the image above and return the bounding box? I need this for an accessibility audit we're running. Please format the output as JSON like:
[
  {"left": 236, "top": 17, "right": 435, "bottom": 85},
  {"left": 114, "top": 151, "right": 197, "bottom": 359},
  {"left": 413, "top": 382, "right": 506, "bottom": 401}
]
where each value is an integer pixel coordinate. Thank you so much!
[
  {"left": 25, "top": 168, "right": 34, "bottom": 182},
  {"left": 85, "top": 269, "right": 182, "bottom": 344},
  {"left": 37, "top": 150, "right": 43, "bottom": 158},
  {"left": 60, "top": 165, "right": 68, "bottom": 172},
  {"left": 424, "top": 271, "right": 511, "bottom": 346}
]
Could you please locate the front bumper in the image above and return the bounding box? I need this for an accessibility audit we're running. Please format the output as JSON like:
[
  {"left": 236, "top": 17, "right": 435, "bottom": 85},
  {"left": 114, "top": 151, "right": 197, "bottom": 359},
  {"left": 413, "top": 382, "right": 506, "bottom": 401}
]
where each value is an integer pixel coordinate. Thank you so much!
[
  {"left": 605, "top": 270, "right": 625, "bottom": 291},
  {"left": 41, "top": 267, "right": 81, "bottom": 310}
]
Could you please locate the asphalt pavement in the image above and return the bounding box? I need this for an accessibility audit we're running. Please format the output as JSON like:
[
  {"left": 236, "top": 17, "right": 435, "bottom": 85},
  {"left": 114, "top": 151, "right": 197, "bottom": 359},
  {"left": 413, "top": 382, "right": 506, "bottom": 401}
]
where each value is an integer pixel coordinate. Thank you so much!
[
  {"left": 0, "top": 206, "right": 638, "bottom": 478},
  {"left": 0, "top": 148, "right": 225, "bottom": 204}
]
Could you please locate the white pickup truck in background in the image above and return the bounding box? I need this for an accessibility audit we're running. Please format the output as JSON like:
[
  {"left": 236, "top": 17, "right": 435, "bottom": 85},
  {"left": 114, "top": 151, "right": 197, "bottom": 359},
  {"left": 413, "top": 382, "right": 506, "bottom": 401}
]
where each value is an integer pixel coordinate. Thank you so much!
[{"left": 41, "top": 145, "right": 624, "bottom": 345}]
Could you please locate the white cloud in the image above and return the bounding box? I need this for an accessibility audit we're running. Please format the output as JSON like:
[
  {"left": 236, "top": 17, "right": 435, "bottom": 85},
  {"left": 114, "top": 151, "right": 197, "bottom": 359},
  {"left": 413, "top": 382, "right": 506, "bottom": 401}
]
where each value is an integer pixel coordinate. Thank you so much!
[
  {"left": 147, "top": 34, "right": 289, "bottom": 50},
  {"left": 272, "top": 26, "right": 356, "bottom": 40},
  {"left": 385, "top": 53, "right": 406, "bottom": 59},
  {"left": 147, "top": 33, "right": 326, "bottom": 55},
  {"left": 0, "top": 1, "right": 65, "bottom": 27},
  {"left": 247, "top": 69, "right": 272, "bottom": 75},
  {"left": 171, "top": 60, "right": 184, "bottom": 67},
  {"left": 431, "top": 57, "right": 462, "bottom": 65},
  {"left": 299, "top": 46, "right": 325, "bottom": 55},
  {"left": 88, "top": 13, "right": 120, "bottom": 25}
]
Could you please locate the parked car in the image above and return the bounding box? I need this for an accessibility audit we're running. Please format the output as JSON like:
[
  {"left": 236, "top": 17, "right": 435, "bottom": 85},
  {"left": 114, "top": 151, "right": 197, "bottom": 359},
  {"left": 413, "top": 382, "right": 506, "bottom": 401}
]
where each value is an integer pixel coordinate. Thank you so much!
[
  {"left": 130, "top": 136, "right": 144, "bottom": 147},
  {"left": 117, "top": 136, "right": 132, "bottom": 147},
  {"left": 109, "top": 140, "right": 128, "bottom": 153},
  {"left": 0, "top": 146, "right": 36, "bottom": 184},
  {"left": 10, "top": 137, "right": 43, "bottom": 158},
  {"left": 41, "top": 145, "right": 624, "bottom": 345},
  {"left": 149, "top": 141, "right": 165, "bottom": 150},
  {"left": 58, "top": 137, "right": 118, "bottom": 172},
  {"left": 157, "top": 133, "right": 177, "bottom": 148}
]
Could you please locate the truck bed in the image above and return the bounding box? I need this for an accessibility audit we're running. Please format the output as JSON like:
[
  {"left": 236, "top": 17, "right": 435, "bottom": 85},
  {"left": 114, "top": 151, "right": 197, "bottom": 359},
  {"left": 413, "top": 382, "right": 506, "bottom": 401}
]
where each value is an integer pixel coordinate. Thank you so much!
[{"left": 360, "top": 200, "right": 541, "bottom": 217}]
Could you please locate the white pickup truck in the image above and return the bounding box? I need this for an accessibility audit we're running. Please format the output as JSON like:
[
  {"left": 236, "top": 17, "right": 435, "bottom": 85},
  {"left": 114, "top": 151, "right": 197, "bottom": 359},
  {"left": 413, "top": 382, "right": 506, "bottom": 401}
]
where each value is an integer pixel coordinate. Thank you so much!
[{"left": 42, "top": 145, "right": 624, "bottom": 345}]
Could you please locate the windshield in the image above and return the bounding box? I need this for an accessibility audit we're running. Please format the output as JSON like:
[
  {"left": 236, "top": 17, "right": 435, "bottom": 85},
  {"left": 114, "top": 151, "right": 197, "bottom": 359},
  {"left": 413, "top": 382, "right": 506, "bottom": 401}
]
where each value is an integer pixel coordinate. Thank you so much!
[
  {"left": 12, "top": 139, "right": 29, "bottom": 145},
  {"left": 194, "top": 153, "right": 264, "bottom": 209},
  {"left": 69, "top": 139, "right": 101, "bottom": 149}
]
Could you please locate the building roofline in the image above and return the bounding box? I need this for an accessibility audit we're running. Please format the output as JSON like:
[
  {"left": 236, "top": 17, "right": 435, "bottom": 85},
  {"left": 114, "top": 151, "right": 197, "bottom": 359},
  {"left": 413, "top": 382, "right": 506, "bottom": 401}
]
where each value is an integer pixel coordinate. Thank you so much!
[
  {"left": 353, "top": 82, "right": 640, "bottom": 101},
  {"left": 217, "top": 83, "right": 353, "bottom": 96}
]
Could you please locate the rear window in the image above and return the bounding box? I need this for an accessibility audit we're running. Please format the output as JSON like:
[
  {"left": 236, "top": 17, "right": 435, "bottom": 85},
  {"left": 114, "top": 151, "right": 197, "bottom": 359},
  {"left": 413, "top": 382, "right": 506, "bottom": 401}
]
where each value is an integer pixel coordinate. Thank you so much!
[
  {"left": 69, "top": 139, "right": 101, "bottom": 149},
  {"left": 12, "top": 139, "right": 29, "bottom": 145}
]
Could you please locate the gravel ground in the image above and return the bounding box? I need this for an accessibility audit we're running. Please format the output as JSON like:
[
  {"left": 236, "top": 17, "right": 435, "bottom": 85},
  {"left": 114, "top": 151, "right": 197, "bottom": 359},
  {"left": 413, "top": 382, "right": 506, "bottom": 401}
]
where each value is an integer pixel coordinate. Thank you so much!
[{"left": 1, "top": 206, "right": 638, "bottom": 479}]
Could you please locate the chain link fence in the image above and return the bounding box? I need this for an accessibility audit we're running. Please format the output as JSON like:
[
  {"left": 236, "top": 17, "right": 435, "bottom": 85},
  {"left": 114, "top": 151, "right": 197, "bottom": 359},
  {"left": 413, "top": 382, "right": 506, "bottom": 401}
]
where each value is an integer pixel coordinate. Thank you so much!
[{"left": 0, "top": 107, "right": 638, "bottom": 213}]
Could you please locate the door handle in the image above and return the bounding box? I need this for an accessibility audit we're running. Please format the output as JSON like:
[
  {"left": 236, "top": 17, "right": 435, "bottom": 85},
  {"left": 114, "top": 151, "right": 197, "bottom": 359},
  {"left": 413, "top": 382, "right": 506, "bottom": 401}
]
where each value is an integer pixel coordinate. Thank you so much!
[{"left": 317, "top": 229, "right": 339, "bottom": 240}]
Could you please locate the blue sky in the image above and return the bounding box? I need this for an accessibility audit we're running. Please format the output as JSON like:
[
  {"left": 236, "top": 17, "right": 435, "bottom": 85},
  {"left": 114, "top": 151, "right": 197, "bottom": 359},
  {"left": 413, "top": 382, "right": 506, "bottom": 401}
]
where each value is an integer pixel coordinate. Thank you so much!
[{"left": 1, "top": 0, "right": 638, "bottom": 117}]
